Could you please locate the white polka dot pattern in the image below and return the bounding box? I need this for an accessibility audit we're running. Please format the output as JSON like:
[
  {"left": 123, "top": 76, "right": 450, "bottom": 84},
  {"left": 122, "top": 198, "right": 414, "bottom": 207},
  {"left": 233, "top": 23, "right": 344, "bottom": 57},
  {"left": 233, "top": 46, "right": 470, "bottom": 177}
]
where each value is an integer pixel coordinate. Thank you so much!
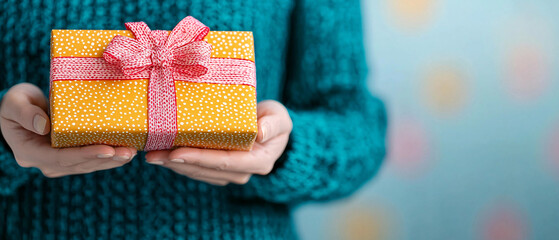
[
  {"left": 51, "top": 30, "right": 255, "bottom": 61},
  {"left": 174, "top": 82, "right": 257, "bottom": 150},
  {"left": 50, "top": 29, "right": 257, "bottom": 151},
  {"left": 204, "top": 31, "right": 254, "bottom": 61},
  {"left": 51, "top": 30, "right": 133, "bottom": 58},
  {"left": 51, "top": 79, "right": 149, "bottom": 150}
]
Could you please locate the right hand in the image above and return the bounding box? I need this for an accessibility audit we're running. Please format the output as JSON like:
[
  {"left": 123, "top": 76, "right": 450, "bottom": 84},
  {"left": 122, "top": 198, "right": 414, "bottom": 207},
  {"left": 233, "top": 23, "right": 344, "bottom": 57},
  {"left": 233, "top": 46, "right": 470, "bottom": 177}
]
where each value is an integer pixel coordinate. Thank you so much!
[{"left": 0, "top": 83, "right": 137, "bottom": 178}]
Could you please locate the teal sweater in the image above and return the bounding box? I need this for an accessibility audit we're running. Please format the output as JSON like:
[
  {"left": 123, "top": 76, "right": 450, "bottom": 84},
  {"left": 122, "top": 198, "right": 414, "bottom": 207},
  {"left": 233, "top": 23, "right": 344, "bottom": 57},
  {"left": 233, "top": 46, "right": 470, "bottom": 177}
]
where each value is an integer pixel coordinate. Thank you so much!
[{"left": 0, "top": 0, "right": 387, "bottom": 239}]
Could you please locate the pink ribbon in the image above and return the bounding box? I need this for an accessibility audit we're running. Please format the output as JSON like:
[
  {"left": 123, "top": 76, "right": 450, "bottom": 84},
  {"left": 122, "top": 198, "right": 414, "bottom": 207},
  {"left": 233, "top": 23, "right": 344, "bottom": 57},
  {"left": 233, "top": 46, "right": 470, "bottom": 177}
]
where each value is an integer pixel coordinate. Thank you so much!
[
  {"left": 50, "top": 16, "right": 256, "bottom": 151},
  {"left": 104, "top": 17, "right": 214, "bottom": 151}
]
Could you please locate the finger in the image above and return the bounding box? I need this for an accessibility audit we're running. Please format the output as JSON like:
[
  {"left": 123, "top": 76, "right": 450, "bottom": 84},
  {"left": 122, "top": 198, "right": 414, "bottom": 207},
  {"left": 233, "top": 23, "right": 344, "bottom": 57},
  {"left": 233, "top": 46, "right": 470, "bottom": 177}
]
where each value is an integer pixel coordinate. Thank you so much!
[
  {"left": 73, "top": 157, "right": 131, "bottom": 173},
  {"left": 42, "top": 158, "right": 126, "bottom": 177},
  {"left": 168, "top": 147, "right": 270, "bottom": 174},
  {"left": 54, "top": 147, "right": 136, "bottom": 174},
  {"left": 2, "top": 99, "right": 50, "bottom": 135},
  {"left": 1, "top": 84, "right": 50, "bottom": 135},
  {"left": 3, "top": 83, "right": 49, "bottom": 111},
  {"left": 256, "top": 100, "right": 282, "bottom": 119},
  {"left": 145, "top": 150, "right": 171, "bottom": 165},
  {"left": 164, "top": 162, "right": 251, "bottom": 184},
  {"left": 256, "top": 101, "right": 292, "bottom": 143},
  {"left": 256, "top": 132, "right": 291, "bottom": 161},
  {"left": 256, "top": 115, "right": 287, "bottom": 143},
  {"left": 54, "top": 145, "right": 117, "bottom": 167},
  {"left": 112, "top": 147, "right": 137, "bottom": 161}
]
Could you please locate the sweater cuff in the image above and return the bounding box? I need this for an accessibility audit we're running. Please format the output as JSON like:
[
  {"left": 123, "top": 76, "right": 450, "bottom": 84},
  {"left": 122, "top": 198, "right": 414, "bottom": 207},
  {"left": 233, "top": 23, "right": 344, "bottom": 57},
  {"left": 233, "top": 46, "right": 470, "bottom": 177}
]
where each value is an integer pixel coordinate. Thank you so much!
[
  {"left": 0, "top": 88, "right": 38, "bottom": 196},
  {"left": 244, "top": 108, "right": 340, "bottom": 204}
]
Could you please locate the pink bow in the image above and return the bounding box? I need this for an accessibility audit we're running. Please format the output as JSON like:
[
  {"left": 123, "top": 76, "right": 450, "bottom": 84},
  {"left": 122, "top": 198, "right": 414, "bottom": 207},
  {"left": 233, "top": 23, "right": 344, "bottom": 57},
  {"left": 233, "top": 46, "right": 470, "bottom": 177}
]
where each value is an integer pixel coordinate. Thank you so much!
[
  {"left": 102, "top": 16, "right": 213, "bottom": 151},
  {"left": 103, "top": 17, "right": 212, "bottom": 77}
]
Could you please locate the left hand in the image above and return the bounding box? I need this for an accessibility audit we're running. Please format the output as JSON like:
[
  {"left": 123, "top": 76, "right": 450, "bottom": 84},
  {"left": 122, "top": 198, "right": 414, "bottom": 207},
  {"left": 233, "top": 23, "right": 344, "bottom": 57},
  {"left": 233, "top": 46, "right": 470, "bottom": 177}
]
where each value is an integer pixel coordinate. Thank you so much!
[{"left": 145, "top": 100, "right": 292, "bottom": 186}]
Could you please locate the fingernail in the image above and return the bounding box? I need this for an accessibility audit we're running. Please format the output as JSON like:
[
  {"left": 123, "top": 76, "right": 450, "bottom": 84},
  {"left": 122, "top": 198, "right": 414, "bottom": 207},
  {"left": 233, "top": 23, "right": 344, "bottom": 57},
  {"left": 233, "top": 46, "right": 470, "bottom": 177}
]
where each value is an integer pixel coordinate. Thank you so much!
[
  {"left": 113, "top": 155, "right": 130, "bottom": 161},
  {"left": 148, "top": 161, "right": 164, "bottom": 165},
  {"left": 97, "top": 154, "right": 114, "bottom": 159},
  {"left": 259, "top": 123, "right": 268, "bottom": 142},
  {"left": 170, "top": 159, "right": 185, "bottom": 163},
  {"left": 33, "top": 115, "right": 47, "bottom": 134}
]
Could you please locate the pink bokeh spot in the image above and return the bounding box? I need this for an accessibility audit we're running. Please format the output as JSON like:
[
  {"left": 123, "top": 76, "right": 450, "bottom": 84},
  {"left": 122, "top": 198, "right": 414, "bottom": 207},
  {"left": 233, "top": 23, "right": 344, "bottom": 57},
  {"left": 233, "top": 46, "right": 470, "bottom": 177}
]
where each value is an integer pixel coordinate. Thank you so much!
[
  {"left": 481, "top": 202, "right": 528, "bottom": 240},
  {"left": 388, "top": 119, "right": 430, "bottom": 177},
  {"left": 505, "top": 45, "right": 551, "bottom": 101},
  {"left": 546, "top": 124, "right": 559, "bottom": 176}
]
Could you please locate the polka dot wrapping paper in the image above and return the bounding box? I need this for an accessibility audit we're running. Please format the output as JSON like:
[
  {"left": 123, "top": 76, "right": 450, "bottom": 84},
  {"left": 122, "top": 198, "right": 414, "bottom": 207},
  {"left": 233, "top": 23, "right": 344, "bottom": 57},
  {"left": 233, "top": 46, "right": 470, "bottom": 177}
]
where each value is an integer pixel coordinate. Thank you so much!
[{"left": 49, "top": 27, "right": 257, "bottom": 151}]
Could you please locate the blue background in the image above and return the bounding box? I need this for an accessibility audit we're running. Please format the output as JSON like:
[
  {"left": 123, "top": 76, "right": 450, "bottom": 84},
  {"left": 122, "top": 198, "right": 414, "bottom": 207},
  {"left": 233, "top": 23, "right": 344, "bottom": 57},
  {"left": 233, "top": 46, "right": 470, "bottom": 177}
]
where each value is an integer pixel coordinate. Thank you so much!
[{"left": 295, "top": 0, "right": 559, "bottom": 239}]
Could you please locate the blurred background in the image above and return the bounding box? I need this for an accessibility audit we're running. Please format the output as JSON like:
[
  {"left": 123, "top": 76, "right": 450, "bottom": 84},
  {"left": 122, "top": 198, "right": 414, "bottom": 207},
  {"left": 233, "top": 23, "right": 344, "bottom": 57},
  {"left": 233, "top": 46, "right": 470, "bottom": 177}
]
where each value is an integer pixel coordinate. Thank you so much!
[{"left": 294, "top": 0, "right": 559, "bottom": 239}]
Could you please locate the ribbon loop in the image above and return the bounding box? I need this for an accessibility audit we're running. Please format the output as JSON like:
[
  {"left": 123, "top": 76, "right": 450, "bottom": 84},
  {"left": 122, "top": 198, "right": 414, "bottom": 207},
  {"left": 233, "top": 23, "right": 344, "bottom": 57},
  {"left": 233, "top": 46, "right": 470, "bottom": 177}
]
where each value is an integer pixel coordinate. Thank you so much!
[
  {"left": 167, "top": 16, "right": 210, "bottom": 49},
  {"left": 171, "top": 41, "right": 212, "bottom": 77}
]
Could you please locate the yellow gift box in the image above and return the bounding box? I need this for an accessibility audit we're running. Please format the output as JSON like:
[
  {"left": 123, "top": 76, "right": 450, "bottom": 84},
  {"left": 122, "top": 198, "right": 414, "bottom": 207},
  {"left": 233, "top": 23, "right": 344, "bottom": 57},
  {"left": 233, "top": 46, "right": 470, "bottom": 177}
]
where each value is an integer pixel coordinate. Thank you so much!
[{"left": 49, "top": 18, "right": 257, "bottom": 151}]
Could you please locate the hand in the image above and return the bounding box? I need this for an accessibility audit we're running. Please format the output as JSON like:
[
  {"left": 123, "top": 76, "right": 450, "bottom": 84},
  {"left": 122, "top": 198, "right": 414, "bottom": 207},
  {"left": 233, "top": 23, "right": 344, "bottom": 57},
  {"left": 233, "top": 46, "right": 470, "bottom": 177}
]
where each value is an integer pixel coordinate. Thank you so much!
[
  {"left": 145, "top": 100, "right": 292, "bottom": 186},
  {"left": 0, "top": 83, "right": 137, "bottom": 178}
]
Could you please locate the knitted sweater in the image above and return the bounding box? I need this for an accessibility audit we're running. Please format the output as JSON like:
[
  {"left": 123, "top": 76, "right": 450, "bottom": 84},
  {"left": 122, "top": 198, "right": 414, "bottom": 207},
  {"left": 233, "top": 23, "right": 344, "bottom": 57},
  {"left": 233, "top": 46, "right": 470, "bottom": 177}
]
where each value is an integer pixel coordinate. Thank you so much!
[{"left": 0, "top": 0, "right": 387, "bottom": 239}]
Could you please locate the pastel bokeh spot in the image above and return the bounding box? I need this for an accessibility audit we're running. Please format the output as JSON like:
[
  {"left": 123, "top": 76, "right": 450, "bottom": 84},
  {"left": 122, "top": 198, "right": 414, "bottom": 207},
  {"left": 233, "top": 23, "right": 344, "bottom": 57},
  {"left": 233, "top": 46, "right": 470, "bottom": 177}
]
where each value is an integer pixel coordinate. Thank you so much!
[
  {"left": 335, "top": 204, "right": 394, "bottom": 240},
  {"left": 503, "top": 45, "right": 551, "bottom": 101},
  {"left": 499, "top": 10, "right": 555, "bottom": 102},
  {"left": 546, "top": 123, "right": 559, "bottom": 176},
  {"left": 480, "top": 202, "right": 528, "bottom": 240},
  {"left": 386, "top": 0, "right": 438, "bottom": 31},
  {"left": 300, "top": 1, "right": 559, "bottom": 239},
  {"left": 388, "top": 119, "right": 430, "bottom": 177},
  {"left": 422, "top": 64, "right": 467, "bottom": 115}
]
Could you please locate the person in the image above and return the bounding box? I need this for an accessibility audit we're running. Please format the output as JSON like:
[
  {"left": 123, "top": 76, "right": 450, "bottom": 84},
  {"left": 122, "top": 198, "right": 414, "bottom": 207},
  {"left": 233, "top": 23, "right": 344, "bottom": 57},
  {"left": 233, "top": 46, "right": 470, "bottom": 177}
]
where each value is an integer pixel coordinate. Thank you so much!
[{"left": 0, "top": 0, "right": 387, "bottom": 239}]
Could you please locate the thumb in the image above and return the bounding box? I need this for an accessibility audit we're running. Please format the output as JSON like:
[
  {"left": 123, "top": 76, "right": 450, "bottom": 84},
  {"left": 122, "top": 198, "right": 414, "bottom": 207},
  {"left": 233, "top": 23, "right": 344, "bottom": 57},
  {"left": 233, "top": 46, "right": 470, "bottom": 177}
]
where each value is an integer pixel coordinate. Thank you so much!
[
  {"left": 256, "top": 113, "right": 292, "bottom": 144},
  {"left": 1, "top": 83, "right": 50, "bottom": 135},
  {"left": 256, "top": 116, "right": 273, "bottom": 143},
  {"left": 255, "top": 100, "right": 292, "bottom": 143}
]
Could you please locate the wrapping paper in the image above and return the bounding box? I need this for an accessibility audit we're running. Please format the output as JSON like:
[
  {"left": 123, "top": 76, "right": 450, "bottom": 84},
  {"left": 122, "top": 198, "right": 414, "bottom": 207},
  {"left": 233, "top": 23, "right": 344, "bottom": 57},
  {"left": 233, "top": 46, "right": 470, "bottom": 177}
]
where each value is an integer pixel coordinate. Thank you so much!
[{"left": 49, "top": 18, "right": 257, "bottom": 151}]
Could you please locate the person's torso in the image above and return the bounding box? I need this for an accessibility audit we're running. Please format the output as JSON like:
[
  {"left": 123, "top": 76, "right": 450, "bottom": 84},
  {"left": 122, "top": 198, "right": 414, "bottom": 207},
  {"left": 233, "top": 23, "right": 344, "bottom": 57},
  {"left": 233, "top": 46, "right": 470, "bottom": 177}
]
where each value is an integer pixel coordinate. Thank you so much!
[{"left": 0, "top": 1, "right": 298, "bottom": 239}]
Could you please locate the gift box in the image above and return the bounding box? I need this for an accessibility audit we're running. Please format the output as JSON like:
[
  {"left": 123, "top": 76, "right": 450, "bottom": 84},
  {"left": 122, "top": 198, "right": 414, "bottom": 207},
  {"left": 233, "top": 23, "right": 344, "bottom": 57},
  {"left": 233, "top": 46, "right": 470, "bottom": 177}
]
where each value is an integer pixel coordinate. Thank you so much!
[{"left": 49, "top": 17, "right": 257, "bottom": 151}]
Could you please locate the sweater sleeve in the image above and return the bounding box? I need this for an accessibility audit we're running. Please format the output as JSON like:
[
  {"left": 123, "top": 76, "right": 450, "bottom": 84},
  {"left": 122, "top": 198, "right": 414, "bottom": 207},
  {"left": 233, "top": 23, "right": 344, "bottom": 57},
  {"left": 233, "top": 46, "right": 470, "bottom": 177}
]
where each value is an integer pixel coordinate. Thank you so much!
[
  {"left": 238, "top": 0, "right": 387, "bottom": 204},
  {"left": 0, "top": 88, "right": 41, "bottom": 196}
]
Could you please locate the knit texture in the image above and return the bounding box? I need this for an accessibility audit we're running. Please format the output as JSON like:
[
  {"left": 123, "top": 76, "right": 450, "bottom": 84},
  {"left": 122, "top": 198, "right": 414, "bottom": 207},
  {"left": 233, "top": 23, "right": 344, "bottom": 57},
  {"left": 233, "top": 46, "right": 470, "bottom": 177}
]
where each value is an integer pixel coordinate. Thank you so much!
[{"left": 0, "top": 0, "right": 387, "bottom": 239}]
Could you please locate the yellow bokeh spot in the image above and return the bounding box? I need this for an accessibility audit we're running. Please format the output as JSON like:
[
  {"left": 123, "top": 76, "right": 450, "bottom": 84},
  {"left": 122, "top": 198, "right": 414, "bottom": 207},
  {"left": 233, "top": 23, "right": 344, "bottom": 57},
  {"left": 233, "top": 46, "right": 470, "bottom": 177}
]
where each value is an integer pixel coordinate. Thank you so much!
[
  {"left": 387, "top": 0, "right": 438, "bottom": 31},
  {"left": 335, "top": 205, "right": 394, "bottom": 240},
  {"left": 422, "top": 64, "right": 467, "bottom": 115}
]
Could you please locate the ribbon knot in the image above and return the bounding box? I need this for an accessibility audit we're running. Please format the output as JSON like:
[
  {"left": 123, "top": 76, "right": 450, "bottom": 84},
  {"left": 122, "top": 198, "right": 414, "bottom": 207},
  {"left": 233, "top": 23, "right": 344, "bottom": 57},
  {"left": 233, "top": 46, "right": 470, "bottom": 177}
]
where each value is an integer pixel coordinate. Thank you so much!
[{"left": 152, "top": 45, "right": 172, "bottom": 68}]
